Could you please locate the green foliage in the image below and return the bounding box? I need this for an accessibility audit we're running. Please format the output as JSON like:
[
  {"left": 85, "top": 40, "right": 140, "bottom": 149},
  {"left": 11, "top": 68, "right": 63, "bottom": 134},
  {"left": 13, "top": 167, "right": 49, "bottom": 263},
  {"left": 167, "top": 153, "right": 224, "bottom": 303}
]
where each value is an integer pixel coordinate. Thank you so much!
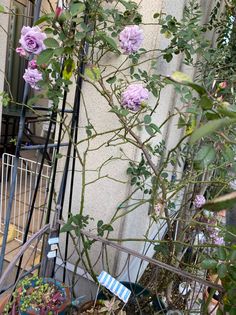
[
  {"left": 61, "top": 214, "right": 92, "bottom": 236},
  {"left": 0, "top": 4, "right": 5, "bottom": 12},
  {"left": 202, "top": 236, "right": 236, "bottom": 313},
  {"left": 204, "top": 192, "right": 236, "bottom": 212},
  {"left": 13, "top": 0, "right": 236, "bottom": 310},
  {"left": 127, "top": 156, "right": 151, "bottom": 190},
  {"left": 0, "top": 91, "right": 10, "bottom": 107},
  {"left": 194, "top": 144, "right": 216, "bottom": 169},
  {"left": 44, "top": 38, "right": 59, "bottom": 48},
  {"left": 70, "top": 2, "right": 85, "bottom": 16},
  {"left": 37, "top": 48, "right": 54, "bottom": 65},
  {"left": 85, "top": 65, "right": 101, "bottom": 81},
  {"left": 190, "top": 118, "right": 236, "bottom": 144}
]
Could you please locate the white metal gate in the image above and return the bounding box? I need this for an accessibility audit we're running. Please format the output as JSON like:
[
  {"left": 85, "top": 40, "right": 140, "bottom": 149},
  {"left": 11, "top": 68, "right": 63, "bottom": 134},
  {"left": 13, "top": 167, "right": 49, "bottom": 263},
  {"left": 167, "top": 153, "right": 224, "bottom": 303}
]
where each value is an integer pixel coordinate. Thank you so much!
[{"left": 0, "top": 153, "right": 51, "bottom": 246}]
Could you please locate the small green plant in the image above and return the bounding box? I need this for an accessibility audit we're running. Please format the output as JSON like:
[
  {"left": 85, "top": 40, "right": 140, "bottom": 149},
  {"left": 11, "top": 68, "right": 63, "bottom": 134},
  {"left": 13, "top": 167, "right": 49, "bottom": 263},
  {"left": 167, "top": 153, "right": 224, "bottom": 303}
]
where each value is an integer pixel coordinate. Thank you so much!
[
  {"left": 4, "top": 275, "right": 67, "bottom": 315},
  {"left": 80, "top": 297, "right": 126, "bottom": 315}
]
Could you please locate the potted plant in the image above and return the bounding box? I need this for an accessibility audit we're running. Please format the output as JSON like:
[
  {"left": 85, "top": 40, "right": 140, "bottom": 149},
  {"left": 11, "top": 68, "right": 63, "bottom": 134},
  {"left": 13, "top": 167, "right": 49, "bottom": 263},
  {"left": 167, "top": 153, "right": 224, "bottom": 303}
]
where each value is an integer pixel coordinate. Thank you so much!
[
  {"left": 79, "top": 281, "right": 166, "bottom": 315},
  {"left": 4, "top": 275, "right": 71, "bottom": 315},
  {"left": 77, "top": 297, "right": 126, "bottom": 314}
]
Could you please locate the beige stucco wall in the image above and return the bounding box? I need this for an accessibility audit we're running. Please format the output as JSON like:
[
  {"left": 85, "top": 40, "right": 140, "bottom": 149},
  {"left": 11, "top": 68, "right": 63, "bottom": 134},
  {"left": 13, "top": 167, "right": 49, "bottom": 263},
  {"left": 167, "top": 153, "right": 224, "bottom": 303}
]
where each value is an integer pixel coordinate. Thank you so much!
[
  {"left": 0, "top": 0, "right": 218, "bottom": 281},
  {"left": 55, "top": 0, "right": 198, "bottom": 278}
]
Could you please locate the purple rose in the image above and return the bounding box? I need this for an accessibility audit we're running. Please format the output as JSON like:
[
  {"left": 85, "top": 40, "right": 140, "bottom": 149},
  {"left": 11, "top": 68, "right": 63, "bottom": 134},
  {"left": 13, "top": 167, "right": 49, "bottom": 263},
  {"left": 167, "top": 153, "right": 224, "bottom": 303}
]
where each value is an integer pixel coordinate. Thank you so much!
[
  {"left": 213, "top": 236, "right": 224, "bottom": 245},
  {"left": 19, "top": 26, "right": 46, "bottom": 55},
  {"left": 121, "top": 84, "right": 149, "bottom": 111},
  {"left": 193, "top": 195, "right": 206, "bottom": 208},
  {"left": 119, "top": 25, "right": 143, "bottom": 54},
  {"left": 23, "top": 68, "right": 43, "bottom": 90},
  {"left": 16, "top": 47, "right": 27, "bottom": 57},
  {"left": 28, "top": 59, "right": 37, "bottom": 69}
]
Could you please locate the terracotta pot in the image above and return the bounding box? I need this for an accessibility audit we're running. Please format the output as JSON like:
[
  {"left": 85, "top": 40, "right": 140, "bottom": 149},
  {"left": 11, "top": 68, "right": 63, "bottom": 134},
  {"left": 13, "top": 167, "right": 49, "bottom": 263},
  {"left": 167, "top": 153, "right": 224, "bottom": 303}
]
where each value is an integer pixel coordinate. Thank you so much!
[{"left": 0, "top": 292, "right": 11, "bottom": 314}]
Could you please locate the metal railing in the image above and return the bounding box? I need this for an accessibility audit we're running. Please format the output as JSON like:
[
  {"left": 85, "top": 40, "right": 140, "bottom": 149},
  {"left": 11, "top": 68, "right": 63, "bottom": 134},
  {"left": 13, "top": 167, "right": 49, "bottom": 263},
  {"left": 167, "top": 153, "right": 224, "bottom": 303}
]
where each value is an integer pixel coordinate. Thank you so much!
[{"left": 0, "top": 153, "right": 51, "bottom": 247}]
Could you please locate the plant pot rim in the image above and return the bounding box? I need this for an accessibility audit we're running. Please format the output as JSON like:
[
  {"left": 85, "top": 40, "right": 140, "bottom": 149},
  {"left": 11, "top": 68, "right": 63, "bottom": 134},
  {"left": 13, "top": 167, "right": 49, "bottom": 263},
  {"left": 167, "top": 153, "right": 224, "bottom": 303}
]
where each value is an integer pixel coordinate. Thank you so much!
[{"left": 19, "top": 278, "right": 71, "bottom": 314}]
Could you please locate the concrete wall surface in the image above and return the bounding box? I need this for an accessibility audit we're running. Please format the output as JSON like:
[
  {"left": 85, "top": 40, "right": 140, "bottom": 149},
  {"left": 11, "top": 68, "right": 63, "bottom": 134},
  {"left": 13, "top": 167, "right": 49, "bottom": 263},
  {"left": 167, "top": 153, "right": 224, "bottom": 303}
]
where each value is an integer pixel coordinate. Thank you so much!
[
  {"left": 0, "top": 0, "right": 219, "bottom": 283},
  {"left": 55, "top": 0, "right": 217, "bottom": 281}
]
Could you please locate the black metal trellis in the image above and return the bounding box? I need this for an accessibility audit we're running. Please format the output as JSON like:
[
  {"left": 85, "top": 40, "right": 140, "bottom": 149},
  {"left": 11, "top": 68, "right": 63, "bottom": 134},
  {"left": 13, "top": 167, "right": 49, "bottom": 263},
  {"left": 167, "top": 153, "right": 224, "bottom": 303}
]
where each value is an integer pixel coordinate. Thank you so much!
[
  {"left": 0, "top": 0, "right": 42, "bottom": 276},
  {"left": 0, "top": 0, "right": 88, "bottom": 286}
]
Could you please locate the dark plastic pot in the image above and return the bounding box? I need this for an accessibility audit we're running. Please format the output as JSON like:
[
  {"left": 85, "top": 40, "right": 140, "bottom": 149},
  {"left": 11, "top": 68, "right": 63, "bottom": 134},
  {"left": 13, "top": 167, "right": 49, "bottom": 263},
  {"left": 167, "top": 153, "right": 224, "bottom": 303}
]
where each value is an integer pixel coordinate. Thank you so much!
[
  {"left": 19, "top": 278, "right": 70, "bottom": 315},
  {"left": 98, "top": 281, "right": 167, "bottom": 313}
]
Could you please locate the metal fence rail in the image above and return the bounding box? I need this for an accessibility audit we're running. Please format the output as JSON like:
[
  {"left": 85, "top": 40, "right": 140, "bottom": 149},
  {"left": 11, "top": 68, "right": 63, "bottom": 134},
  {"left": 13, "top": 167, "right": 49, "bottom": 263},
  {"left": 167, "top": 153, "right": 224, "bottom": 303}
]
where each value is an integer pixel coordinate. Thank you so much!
[
  {"left": 52, "top": 228, "right": 224, "bottom": 314},
  {"left": 0, "top": 153, "right": 51, "bottom": 246}
]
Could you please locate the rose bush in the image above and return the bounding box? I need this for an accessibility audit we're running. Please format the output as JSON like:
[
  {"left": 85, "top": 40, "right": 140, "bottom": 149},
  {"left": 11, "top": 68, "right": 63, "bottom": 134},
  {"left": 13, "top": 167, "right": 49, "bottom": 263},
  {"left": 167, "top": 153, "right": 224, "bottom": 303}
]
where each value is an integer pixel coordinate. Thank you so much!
[{"left": 2, "top": 0, "right": 236, "bottom": 312}]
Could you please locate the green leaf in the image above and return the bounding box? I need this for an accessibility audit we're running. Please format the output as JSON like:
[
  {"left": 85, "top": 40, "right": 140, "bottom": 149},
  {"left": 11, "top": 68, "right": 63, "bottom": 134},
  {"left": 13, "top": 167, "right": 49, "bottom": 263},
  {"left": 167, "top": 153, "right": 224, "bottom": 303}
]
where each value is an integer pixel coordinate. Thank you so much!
[
  {"left": 216, "top": 309, "right": 224, "bottom": 315},
  {"left": 61, "top": 223, "right": 75, "bottom": 233},
  {"left": 37, "top": 48, "right": 54, "bottom": 65},
  {"left": 70, "top": 2, "right": 85, "bottom": 16},
  {"left": 190, "top": 118, "right": 236, "bottom": 144},
  {"left": 72, "top": 214, "right": 82, "bottom": 226},
  {"left": 120, "top": 108, "right": 129, "bottom": 116},
  {"left": 217, "top": 247, "right": 227, "bottom": 261},
  {"left": 34, "top": 13, "right": 54, "bottom": 26},
  {"left": 170, "top": 71, "right": 206, "bottom": 95},
  {"left": 187, "top": 82, "right": 206, "bottom": 95},
  {"left": 106, "top": 76, "right": 116, "bottom": 84},
  {"left": 163, "top": 53, "right": 172, "bottom": 63},
  {"left": 229, "top": 308, "right": 236, "bottom": 315},
  {"left": 55, "top": 153, "right": 63, "bottom": 159},
  {"left": 171, "top": 71, "right": 192, "bottom": 83},
  {"left": 85, "top": 66, "right": 101, "bottom": 81},
  {"left": 118, "top": 0, "right": 137, "bottom": 10},
  {"left": 149, "top": 123, "right": 161, "bottom": 134},
  {"left": 201, "top": 259, "right": 217, "bottom": 269},
  {"left": 44, "top": 27, "right": 53, "bottom": 34},
  {"left": 98, "top": 32, "right": 118, "bottom": 51},
  {"left": 144, "top": 115, "right": 151, "bottom": 124},
  {"left": 97, "top": 220, "right": 103, "bottom": 227},
  {"left": 145, "top": 125, "right": 155, "bottom": 136},
  {"left": 204, "top": 191, "right": 236, "bottom": 211},
  {"left": 44, "top": 38, "right": 59, "bottom": 48},
  {"left": 27, "top": 94, "right": 45, "bottom": 107},
  {"left": 0, "top": 5, "right": 5, "bottom": 12},
  {"left": 75, "top": 32, "right": 86, "bottom": 40},
  {"left": 63, "top": 58, "right": 75, "bottom": 80},
  {"left": 194, "top": 144, "right": 216, "bottom": 168},
  {"left": 217, "top": 263, "right": 227, "bottom": 278},
  {"left": 53, "top": 47, "right": 64, "bottom": 56},
  {"left": 154, "top": 243, "right": 169, "bottom": 256},
  {"left": 199, "top": 94, "right": 213, "bottom": 110},
  {"left": 218, "top": 107, "right": 236, "bottom": 118},
  {"left": 230, "top": 250, "right": 236, "bottom": 262}
]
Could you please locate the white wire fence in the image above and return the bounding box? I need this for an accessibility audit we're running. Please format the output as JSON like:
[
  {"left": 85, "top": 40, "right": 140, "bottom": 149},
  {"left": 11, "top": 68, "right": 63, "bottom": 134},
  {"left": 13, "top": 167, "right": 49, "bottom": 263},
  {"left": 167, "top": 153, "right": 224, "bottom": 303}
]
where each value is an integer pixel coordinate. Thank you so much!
[{"left": 0, "top": 153, "right": 51, "bottom": 248}]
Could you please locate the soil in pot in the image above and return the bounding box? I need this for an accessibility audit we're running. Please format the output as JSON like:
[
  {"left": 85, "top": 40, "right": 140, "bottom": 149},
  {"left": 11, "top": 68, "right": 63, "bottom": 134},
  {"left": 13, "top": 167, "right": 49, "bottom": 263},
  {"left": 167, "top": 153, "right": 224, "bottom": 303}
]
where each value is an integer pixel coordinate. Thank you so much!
[{"left": 77, "top": 300, "right": 124, "bottom": 315}]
